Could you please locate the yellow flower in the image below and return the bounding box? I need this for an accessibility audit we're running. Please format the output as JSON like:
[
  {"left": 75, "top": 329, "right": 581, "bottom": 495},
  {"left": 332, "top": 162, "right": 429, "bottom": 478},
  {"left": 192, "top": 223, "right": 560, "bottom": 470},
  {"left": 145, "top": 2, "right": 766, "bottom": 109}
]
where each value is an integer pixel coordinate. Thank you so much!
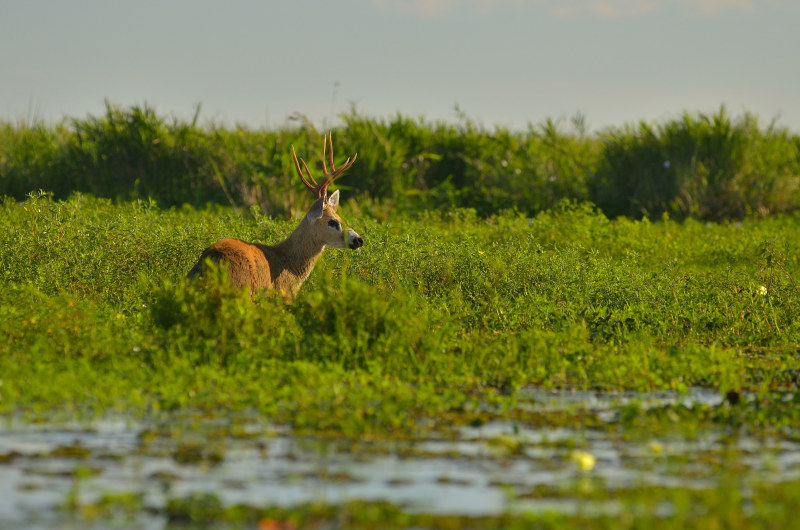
[{"left": 570, "top": 450, "right": 596, "bottom": 471}]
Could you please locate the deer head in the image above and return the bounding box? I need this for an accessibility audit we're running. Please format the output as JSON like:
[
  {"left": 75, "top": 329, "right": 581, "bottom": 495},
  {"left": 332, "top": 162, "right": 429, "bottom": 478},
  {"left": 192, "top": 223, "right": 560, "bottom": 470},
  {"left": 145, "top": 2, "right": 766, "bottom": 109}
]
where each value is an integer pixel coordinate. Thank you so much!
[{"left": 292, "top": 133, "right": 362, "bottom": 250}]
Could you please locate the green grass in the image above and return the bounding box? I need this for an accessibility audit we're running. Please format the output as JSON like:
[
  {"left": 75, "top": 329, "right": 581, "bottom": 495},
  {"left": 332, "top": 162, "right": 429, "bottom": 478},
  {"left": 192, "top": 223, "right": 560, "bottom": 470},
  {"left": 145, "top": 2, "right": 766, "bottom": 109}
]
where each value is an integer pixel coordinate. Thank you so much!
[
  {"left": 2, "top": 191, "right": 800, "bottom": 528},
  {"left": 2, "top": 105, "right": 800, "bottom": 528},
  {"left": 2, "top": 103, "right": 799, "bottom": 221},
  {"left": 1, "top": 192, "right": 798, "bottom": 427}
]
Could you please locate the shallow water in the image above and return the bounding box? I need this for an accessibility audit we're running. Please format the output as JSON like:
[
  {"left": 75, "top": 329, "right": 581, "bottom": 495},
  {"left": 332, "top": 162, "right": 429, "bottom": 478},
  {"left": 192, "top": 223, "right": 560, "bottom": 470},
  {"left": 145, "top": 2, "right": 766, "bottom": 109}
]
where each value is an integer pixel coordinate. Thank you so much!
[{"left": 1, "top": 388, "right": 799, "bottom": 529}]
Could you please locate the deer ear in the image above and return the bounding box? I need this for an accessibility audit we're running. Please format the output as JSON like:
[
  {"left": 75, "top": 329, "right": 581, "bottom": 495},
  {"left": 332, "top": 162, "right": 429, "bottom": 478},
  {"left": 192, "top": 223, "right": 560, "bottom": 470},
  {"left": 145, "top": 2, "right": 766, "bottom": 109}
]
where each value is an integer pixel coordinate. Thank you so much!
[
  {"left": 326, "top": 189, "right": 340, "bottom": 211},
  {"left": 306, "top": 196, "right": 326, "bottom": 222}
]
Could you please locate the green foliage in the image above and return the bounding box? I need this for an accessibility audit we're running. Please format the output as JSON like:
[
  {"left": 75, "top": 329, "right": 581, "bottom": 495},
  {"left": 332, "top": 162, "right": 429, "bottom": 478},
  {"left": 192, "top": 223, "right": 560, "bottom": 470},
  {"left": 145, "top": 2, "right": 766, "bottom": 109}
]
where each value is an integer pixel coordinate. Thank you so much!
[
  {"left": 4, "top": 194, "right": 800, "bottom": 529},
  {"left": 3, "top": 110, "right": 799, "bottom": 528},
  {"left": 591, "top": 107, "right": 800, "bottom": 220},
  {"left": 1, "top": 193, "right": 799, "bottom": 425},
  {"left": 149, "top": 263, "right": 299, "bottom": 369},
  {"left": 339, "top": 110, "right": 596, "bottom": 215},
  {"left": 292, "top": 273, "right": 450, "bottom": 374},
  {"left": 3, "top": 103, "right": 797, "bottom": 220}
]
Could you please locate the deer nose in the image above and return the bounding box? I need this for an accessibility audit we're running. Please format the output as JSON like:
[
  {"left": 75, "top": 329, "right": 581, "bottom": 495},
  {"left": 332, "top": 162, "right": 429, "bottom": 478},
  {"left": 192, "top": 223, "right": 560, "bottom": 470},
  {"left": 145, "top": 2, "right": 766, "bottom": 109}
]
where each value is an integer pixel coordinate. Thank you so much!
[{"left": 349, "top": 235, "right": 364, "bottom": 250}]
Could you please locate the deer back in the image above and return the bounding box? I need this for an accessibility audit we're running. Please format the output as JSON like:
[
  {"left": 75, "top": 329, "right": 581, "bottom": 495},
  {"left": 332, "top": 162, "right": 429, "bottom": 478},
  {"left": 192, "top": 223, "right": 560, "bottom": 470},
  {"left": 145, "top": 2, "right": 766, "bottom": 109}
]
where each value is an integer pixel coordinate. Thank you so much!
[{"left": 186, "top": 238, "right": 274, "bottom": 292}]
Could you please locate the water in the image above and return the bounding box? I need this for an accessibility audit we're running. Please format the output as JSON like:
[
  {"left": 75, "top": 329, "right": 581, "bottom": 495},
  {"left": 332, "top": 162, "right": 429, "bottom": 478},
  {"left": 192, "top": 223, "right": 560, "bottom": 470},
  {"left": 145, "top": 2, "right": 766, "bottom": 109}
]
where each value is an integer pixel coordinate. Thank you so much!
[{"left": 1, "top": 388, "right": 799, "bottom": 529}]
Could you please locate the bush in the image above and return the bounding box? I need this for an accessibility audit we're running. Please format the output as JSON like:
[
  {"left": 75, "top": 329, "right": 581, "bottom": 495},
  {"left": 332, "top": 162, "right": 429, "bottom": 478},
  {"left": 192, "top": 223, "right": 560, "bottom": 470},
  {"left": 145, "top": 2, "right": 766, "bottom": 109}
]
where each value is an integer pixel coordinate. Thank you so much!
[
  {"left": 590, "top": 107, "right": 800, "bottom": 220},
  {"left": 1, "top": 103, "right": 798, "bottom": 221}
]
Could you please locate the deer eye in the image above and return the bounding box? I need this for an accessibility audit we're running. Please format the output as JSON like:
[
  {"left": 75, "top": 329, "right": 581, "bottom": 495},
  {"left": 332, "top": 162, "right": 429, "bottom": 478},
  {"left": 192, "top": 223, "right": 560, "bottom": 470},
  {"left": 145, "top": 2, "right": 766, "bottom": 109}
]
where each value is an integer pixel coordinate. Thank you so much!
[{"left": 327, "top": 219, "right": 341, "bottom": 230}]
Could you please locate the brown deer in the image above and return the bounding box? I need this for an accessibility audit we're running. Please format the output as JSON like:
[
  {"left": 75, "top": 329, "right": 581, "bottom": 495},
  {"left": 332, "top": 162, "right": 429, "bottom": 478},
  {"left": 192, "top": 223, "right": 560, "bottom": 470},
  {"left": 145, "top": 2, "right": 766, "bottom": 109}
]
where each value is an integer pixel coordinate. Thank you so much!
[{"left": 187, "top": 133, "right": 363, "bottom": 298}]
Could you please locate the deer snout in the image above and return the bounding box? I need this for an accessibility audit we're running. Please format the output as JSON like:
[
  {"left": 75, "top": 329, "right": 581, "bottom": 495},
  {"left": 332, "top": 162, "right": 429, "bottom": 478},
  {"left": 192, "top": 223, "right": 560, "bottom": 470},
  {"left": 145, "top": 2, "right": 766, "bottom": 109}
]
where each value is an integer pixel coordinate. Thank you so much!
[{"left": 347, "top": 229, "right": 364, "bottom": 250}]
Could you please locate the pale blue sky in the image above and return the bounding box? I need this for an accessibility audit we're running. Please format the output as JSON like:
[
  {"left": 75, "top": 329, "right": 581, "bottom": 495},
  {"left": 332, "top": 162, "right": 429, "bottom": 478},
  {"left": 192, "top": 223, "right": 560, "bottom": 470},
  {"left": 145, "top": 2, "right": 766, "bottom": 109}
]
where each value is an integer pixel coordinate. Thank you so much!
[{"left": 2, "top": 0, "right": 798, "bottom": 132}]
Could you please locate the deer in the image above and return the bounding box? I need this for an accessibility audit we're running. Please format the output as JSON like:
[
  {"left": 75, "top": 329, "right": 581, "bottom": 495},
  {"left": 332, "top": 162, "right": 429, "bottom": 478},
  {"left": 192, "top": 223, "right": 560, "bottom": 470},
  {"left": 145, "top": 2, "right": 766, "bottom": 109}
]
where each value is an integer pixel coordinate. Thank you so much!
[{"left": 187, "top": 133, "right": 363, "bottom": 299}]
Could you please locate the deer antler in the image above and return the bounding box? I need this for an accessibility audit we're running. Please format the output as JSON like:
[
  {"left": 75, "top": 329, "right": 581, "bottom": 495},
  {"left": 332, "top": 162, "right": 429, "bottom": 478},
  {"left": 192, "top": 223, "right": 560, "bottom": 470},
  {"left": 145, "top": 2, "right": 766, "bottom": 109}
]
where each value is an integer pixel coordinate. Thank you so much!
[{"left": 292, "top": 132, "right": 357, "bottom": 199}]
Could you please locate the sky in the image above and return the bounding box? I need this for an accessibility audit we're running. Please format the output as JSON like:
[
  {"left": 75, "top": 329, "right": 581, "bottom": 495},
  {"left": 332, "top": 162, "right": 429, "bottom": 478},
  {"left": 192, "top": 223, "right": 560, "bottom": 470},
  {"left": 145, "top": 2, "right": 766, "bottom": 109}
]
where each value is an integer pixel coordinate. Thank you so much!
[{"left": 2, "top": 0, "right": 798, "bottom": 133}]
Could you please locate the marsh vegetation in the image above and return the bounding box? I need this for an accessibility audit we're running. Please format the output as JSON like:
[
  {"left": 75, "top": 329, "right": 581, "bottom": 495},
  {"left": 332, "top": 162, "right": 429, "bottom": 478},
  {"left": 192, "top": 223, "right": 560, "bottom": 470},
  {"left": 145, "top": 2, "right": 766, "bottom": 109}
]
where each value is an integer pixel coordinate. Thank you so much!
[{"left": 1, "top": 105, "right": 799, "bottom": 528}]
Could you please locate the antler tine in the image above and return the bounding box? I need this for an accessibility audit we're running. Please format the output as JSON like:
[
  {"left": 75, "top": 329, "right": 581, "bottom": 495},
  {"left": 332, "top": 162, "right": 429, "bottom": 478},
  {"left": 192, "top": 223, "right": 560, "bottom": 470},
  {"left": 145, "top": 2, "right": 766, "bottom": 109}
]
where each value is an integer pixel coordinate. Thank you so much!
[
  {"left": 300, "top": 158, "right": 318, "bottom": 187},
  {"left": 327, "top": 132, "right": 335, "bottom": 175},
  {"left": 331, "top": 153, "right": 357, "bottom": 179},
  {"left": 321, "top": 132, "right": 331, "bottom": 176},
  {"left": 293, "top": 134, "right": 358, "bottom": 200},
  {"left": 321, "top": 132, "right": 358, "bottom": 179},
  {"left": 291, "top": 144, "right": 320, "bottom": 194}
]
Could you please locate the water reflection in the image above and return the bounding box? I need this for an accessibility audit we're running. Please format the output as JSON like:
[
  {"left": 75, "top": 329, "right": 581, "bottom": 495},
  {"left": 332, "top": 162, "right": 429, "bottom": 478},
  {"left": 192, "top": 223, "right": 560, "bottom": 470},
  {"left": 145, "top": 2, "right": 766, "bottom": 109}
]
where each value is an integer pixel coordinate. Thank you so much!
[{"left": 1, "top": 388, "right": 798, "bottom": 529}]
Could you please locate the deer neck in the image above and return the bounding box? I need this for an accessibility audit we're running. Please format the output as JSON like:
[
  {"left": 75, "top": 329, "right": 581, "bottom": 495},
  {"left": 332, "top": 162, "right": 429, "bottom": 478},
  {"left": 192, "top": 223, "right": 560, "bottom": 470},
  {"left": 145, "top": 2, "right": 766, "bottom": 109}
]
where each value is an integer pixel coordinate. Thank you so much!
[{"left": 271, "top": 217, "right": 326, "bottom": 293}]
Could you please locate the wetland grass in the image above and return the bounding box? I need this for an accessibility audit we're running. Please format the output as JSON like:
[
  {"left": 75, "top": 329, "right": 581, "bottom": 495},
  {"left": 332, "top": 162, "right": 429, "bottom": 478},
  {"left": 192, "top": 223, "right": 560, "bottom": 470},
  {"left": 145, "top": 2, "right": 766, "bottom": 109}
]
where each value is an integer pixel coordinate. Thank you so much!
[
  {"left": 1, "top": 192, "right": 798, "bottom": 426},
  {"left": 1, "top": 191, "right": 799, "bottom": 528},
  {"left": 0, "top": 196, "right": 794, "bottom": 404},
  {"left": 3, "top": 105, "right": 800, "bottom": 527}
]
